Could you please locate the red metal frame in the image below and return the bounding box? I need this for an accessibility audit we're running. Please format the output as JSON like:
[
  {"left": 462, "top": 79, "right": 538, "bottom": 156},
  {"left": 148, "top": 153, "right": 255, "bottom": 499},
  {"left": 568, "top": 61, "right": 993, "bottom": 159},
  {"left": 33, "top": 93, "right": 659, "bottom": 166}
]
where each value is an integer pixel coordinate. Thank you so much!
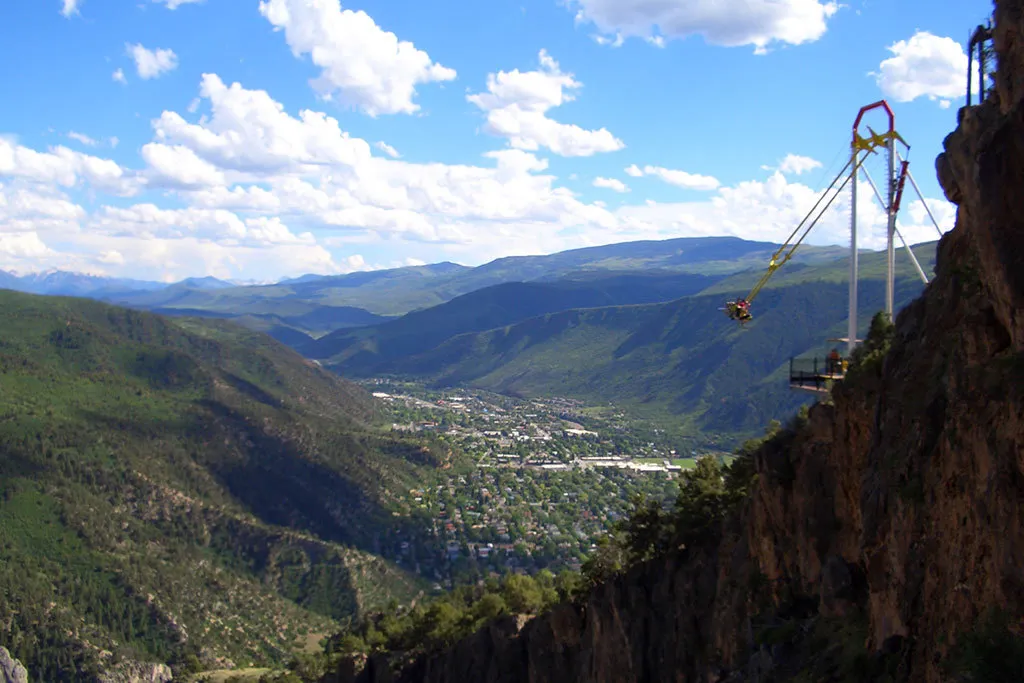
[
  {"left": 852, "top": 100, "right": 895, "bottom": 145},
  {"left": 892, "top": 160, "right": 910, "bottom": 213}
]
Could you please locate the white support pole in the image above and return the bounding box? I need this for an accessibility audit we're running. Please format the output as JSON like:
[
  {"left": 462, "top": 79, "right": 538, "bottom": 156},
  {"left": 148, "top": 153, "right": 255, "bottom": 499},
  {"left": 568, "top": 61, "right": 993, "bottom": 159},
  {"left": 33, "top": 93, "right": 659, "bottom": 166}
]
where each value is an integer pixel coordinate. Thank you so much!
[
  {"left": 885, "top": 137, "right": 897, "bottom": 320},
  {"left": 895, "top": 228, "right": 931, "bottom": 285},
  {"left": 848, "top": 150, "right": 858, "bottom": 357},
  {"left": 859, "top": 167, "right": 930, "bottom": 285},
  {"left": 898, "top": 153, "right": 945, "bottom": 238}
]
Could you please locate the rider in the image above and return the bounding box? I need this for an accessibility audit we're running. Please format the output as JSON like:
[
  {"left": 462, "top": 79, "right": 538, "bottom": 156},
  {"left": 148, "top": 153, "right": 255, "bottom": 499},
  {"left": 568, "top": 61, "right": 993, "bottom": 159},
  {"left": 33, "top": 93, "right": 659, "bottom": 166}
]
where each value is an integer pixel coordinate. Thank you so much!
[{"left": 735, "top": 298, "right": 752, "bottom": 321}]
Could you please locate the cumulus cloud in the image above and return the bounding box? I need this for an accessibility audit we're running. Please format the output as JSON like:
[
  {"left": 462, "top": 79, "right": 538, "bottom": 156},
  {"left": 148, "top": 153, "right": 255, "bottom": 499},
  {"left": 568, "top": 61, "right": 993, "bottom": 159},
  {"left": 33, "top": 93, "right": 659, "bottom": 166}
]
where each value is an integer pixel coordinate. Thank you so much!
[
  {"left": 467, "top": 50, "right": 624, "bottom": 157},
  {"left": 61, "top": 0, "right": 80, "bottom": 18},
  {"left": 258, "top": 0, "right": 456, "bottom": 116},
  {"left": 593, "top": 177, "right": 629, "bottom": 192},
  {"left": 113, "top": 68, "right": 127, "bottom": 84},
  {"left": 874, "top": 31, "right": 967, "bottom": 107},
  {"left": 615, "top": 170, "right": 952, "bottom": 252},
  {"left": 375, "top": 141, "right": 401, "bottom": 158},
  {"left": 68, "top": 131, "right": 98, "bottom": 147},
  {"left": 777, "top": 153, "right": 822, "bottom": 175},
  {"left": 128, "top": 43, "right": 179, "bottom": 80},
  {"left": 0, "top": 62, "right": 955, "bottom": 281},
  {"left": 629, "top": 164, "right": 720, "bottom": 191},
  {"left": 571, "top": 0, "right": 839, "bottom": 53},
  {"left": 150, "top": 73, "right": 373, "bottom": 178},
  {"left": 0, "top": 138, "right": 139, "bottom": 196}
]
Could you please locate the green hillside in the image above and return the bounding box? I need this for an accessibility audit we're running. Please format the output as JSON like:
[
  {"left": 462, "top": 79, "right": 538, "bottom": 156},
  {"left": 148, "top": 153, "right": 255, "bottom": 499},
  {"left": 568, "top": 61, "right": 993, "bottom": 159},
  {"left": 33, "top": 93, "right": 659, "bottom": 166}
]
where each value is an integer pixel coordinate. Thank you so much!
[
  {"left": 304, "top": 271, "right": 724, "bottom": 368},
  {"left": 106, "top": 237, "right": 855, "bottom": 328},
  {"left": 322, "top": 244, "right": 937, "bottom": 446},
  {"left": 0, "top": 292, "right": 437, "bottom": 680}
]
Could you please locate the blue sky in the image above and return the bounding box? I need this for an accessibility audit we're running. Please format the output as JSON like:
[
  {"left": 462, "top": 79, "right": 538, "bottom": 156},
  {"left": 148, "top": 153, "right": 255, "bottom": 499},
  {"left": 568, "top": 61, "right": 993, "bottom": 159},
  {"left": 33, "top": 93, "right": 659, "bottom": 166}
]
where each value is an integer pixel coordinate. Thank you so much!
[{"left": 0, "top": 0, "right": 993, "bottom": 282}]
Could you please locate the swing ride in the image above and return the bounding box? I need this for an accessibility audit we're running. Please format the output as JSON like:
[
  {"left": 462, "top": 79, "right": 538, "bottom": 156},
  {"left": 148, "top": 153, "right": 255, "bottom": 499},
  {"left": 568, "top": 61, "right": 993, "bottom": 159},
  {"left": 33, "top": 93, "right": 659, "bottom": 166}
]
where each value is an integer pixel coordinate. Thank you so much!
[{"left": 722, "top": 100, "right": 945, "bottom": 392}]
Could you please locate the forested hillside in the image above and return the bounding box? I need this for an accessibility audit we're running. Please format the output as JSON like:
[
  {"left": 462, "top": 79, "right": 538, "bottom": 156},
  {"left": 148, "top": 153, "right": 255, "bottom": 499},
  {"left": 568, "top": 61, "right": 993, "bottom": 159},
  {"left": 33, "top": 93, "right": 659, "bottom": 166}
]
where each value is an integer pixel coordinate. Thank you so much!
[{"left": 0, "top": 291, "right": 440, "bottom": 681}]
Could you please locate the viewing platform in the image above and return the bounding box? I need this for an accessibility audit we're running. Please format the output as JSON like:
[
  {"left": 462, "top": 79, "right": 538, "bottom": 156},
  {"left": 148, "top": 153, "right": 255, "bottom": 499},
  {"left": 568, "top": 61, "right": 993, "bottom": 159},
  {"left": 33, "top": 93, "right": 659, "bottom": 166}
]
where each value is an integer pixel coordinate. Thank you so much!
[{"left": 789, "top": 357, "right": 847, "bottom": 393}]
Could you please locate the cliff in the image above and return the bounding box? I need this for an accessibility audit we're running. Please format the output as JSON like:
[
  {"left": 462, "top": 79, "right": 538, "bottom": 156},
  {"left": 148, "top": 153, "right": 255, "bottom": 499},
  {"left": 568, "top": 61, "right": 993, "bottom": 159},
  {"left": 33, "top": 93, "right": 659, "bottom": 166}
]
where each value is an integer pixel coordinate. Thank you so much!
[
  {"left": 0, "top": 648, "right": 28, "bottom": 683},
  {"left": 340, "top": 1, "right": 1024, "bottom": 681}
]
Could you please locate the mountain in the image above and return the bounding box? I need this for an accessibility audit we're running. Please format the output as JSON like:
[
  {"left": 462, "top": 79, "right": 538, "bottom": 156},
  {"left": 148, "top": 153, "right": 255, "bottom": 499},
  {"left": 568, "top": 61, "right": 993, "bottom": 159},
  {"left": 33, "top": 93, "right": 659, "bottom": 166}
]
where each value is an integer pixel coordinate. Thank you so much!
[
  {"left": 319, "top": 244, "right": 936, "bottom": 445},
  {"left": 176, "top": 276, "right": 235, "bottom": 290},
  {"left": 342, "top": 7, "right": 1023, "bottom": 681},
  {"left": 103, "top": 238, "right": 857, "bottom": 328},
  {"left": 1, "top": 270, "right": 167, "bottom": 298},
  {"left": 304, "top": 271, "right": 726, "bottom": 368},
  {"left": 0, "top": 291, "right": 441, "bottom": 680}
]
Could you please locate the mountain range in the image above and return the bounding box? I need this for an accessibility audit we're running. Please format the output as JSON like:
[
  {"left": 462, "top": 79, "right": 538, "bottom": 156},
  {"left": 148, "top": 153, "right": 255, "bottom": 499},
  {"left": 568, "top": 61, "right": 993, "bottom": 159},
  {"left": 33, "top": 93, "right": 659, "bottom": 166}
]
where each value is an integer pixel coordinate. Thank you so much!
[
  {"left": 0, "top": 238, "right": 869, "bottom": 345},
  {"left": 306, "top": 243, "right": 937, "bottom": 445}
]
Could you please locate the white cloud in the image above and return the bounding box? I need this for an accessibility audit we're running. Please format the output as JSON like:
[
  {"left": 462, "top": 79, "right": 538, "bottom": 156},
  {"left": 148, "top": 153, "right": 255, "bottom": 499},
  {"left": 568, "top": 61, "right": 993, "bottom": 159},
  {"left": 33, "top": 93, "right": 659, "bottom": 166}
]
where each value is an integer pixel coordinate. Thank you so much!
[
  {"left": 113, "top": 68, "right": 127, "bottom": 84},
  {"left": 615, "top": 170, "right": 953, "bottom": 251},
  {"left": 593, "top": 177, "right": 629, "bottom": 192},
  {"left": 97, "top": 250, "right": 125, "bottom": 265},
  {"left": 92, "top": 204, "right": 317, "bottom": 247},
  {"left": 0, "top": 64, "right": 954, "bottom": 281},
  {"left": 777, "top": 153, "right": 822, "bottom": 175},
  {"left": 150, "top": 73, "right": 373, "bottom": 178},
  {"left": 467, "top": 50, "right": 624, "bottom": 157},
  {"left": 61, "top": 0, "right": 80, "bottom": 18},
  {"left": 68, "top": 131, "right": 98, "bottom": 147},
  {"left": 153, "top": 0, "right": 204, "bottom": 8},
  {"left": 0, "top": 138, "right": 139, "bottom": 196},
  {"left": 258, "top": 0, "right": 456, "bottom": 116},
  {"left": 127, "top": 43, "right": 179, "bottom": 80},
  {"left": 572, "top": 0, "right": 840, "bottom": 52},
  {"left": 141, "top": 143, "right": 226, "bottom": 189},
  {"left": 375, "top": 141, "right": 401, "bottom": 158},
  {"left": 631, "top": 165, "right": 720, "bottom": 191},
  {"left": 874, "top": 31, "right": 967, "bottom": 107},
  {"left": 593, "top": 33, "right": 624, "bottom": 48}
]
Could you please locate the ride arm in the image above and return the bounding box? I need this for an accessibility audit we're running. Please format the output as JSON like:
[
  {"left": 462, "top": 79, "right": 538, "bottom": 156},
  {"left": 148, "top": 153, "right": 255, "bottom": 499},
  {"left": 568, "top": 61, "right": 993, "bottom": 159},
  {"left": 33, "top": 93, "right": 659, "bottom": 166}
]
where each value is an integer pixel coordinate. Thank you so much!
[{"left": 742, "top": 149, "right": 869, "bottom": 305}]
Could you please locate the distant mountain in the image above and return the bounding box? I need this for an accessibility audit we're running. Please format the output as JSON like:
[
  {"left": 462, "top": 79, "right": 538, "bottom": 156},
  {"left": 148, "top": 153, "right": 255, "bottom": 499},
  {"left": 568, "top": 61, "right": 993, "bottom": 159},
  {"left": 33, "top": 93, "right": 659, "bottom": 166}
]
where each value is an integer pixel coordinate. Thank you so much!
[
  {"left": 176, "top": 275, "right": 235, "bottom": 290},
  {"left": 100, "top": 238, "right": 858, "bottom": 331},
  {"left": 0, "top": 290, "right": 435, "bottom": 680},
  {"left": 3, "top": 237, "right": 866, "bottom": 342},
  {"left": 0, "top": 270, "right": 166, "bottom": 298},
  {"left": 305, "top": 271, "right": 726, "bottom": 369},
  {"left": 319, "top": 243, "right": 938, "bottom": 445}
]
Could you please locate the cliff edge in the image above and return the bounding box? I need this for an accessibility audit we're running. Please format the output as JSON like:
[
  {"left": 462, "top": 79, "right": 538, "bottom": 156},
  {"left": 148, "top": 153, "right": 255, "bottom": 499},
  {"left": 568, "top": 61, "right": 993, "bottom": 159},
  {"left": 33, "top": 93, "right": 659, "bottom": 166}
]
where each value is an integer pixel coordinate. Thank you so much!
[{"left": 345, "top": 1, "right": 1024, "bottom": 681}]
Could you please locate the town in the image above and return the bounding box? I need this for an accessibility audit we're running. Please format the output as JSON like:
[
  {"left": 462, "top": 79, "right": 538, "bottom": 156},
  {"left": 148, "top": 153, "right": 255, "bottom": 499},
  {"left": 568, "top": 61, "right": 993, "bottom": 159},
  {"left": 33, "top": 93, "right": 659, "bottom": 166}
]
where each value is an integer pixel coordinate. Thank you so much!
[{"left": 361, "top": 380, "right": 732, "bottom": 586}]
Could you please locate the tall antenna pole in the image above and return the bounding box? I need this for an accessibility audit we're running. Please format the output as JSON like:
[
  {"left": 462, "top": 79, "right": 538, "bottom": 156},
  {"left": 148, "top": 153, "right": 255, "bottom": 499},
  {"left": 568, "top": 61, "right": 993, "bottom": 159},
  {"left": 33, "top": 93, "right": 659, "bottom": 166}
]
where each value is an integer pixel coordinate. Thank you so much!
[
  {"left": 886, "top": 135, "right": 896, "bottom": 319},
  {"left": 968, "top": 28, "right": 974, "bottom": 107},
  {"left": 848, "top": 146, "right": 858, "bottom": 357}
]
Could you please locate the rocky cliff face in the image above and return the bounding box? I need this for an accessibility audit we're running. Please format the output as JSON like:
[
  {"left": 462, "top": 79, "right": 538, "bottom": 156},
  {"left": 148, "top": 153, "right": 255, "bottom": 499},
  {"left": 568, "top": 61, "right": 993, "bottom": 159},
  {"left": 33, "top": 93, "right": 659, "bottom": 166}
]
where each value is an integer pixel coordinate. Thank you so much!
[
  {"left": 0, "top": 648, "right": 28, "bottom": 683},
  {"left": 342, "top": 1, "right": 1024, "bottom": 682}
]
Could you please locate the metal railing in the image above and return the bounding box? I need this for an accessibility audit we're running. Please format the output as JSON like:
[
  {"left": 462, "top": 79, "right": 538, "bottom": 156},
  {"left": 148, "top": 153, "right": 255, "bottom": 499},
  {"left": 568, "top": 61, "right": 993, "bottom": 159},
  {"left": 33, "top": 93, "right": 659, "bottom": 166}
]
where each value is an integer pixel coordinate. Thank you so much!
[{"left": 789, "top": 356, "right": 847, "bottom": 391}]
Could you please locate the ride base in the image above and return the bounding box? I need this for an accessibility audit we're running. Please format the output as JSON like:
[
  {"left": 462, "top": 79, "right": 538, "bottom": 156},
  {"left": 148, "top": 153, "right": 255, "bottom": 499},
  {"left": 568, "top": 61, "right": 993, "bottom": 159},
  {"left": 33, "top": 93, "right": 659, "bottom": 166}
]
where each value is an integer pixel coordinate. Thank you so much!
[{"left": 789, "top": 357, "right": 846, "bottom": 393}]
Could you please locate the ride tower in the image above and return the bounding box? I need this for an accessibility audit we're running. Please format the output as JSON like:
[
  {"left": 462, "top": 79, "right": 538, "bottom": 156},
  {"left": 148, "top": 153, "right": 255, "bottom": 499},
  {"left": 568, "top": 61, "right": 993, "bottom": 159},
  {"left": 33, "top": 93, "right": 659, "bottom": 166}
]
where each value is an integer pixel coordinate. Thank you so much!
[{"left": 723, "top": 100, "right": 944, "bottom": 393}]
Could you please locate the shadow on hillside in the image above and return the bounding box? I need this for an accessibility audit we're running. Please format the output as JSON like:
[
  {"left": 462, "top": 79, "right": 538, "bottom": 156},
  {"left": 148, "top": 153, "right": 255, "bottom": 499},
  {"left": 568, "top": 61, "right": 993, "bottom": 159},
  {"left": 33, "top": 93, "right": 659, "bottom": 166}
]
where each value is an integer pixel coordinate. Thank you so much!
[
  {"left": 196, "top": 399, "right": 424, "bottom": 555},
  {"left": 0, "top": 449, "right": 44, "bottom": 481},
  {"left": 218, "top": 370, "right": 281, "bottom": 408}
]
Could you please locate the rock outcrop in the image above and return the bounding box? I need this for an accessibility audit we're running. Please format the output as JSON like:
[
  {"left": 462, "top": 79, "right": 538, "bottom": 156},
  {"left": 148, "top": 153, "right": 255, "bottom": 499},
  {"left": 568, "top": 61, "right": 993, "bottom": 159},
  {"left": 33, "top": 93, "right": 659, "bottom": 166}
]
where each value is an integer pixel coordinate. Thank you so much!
[
  {"left": 0, "top": 648, "right": 28, "bottom": 683},
  {"left": 96, "top": 660, "right": 172, "bottom": 683},
  {"left": 344, "top": 1, "right": 1024, "bottom": 681}
]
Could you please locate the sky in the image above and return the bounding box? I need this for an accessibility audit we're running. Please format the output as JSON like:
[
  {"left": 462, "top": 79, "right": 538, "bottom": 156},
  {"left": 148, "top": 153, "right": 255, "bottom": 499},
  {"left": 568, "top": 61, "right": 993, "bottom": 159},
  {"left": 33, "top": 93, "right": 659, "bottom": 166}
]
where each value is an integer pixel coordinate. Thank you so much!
[{"left": 0, "top": 0, "right": 993, "bottom": 282}]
